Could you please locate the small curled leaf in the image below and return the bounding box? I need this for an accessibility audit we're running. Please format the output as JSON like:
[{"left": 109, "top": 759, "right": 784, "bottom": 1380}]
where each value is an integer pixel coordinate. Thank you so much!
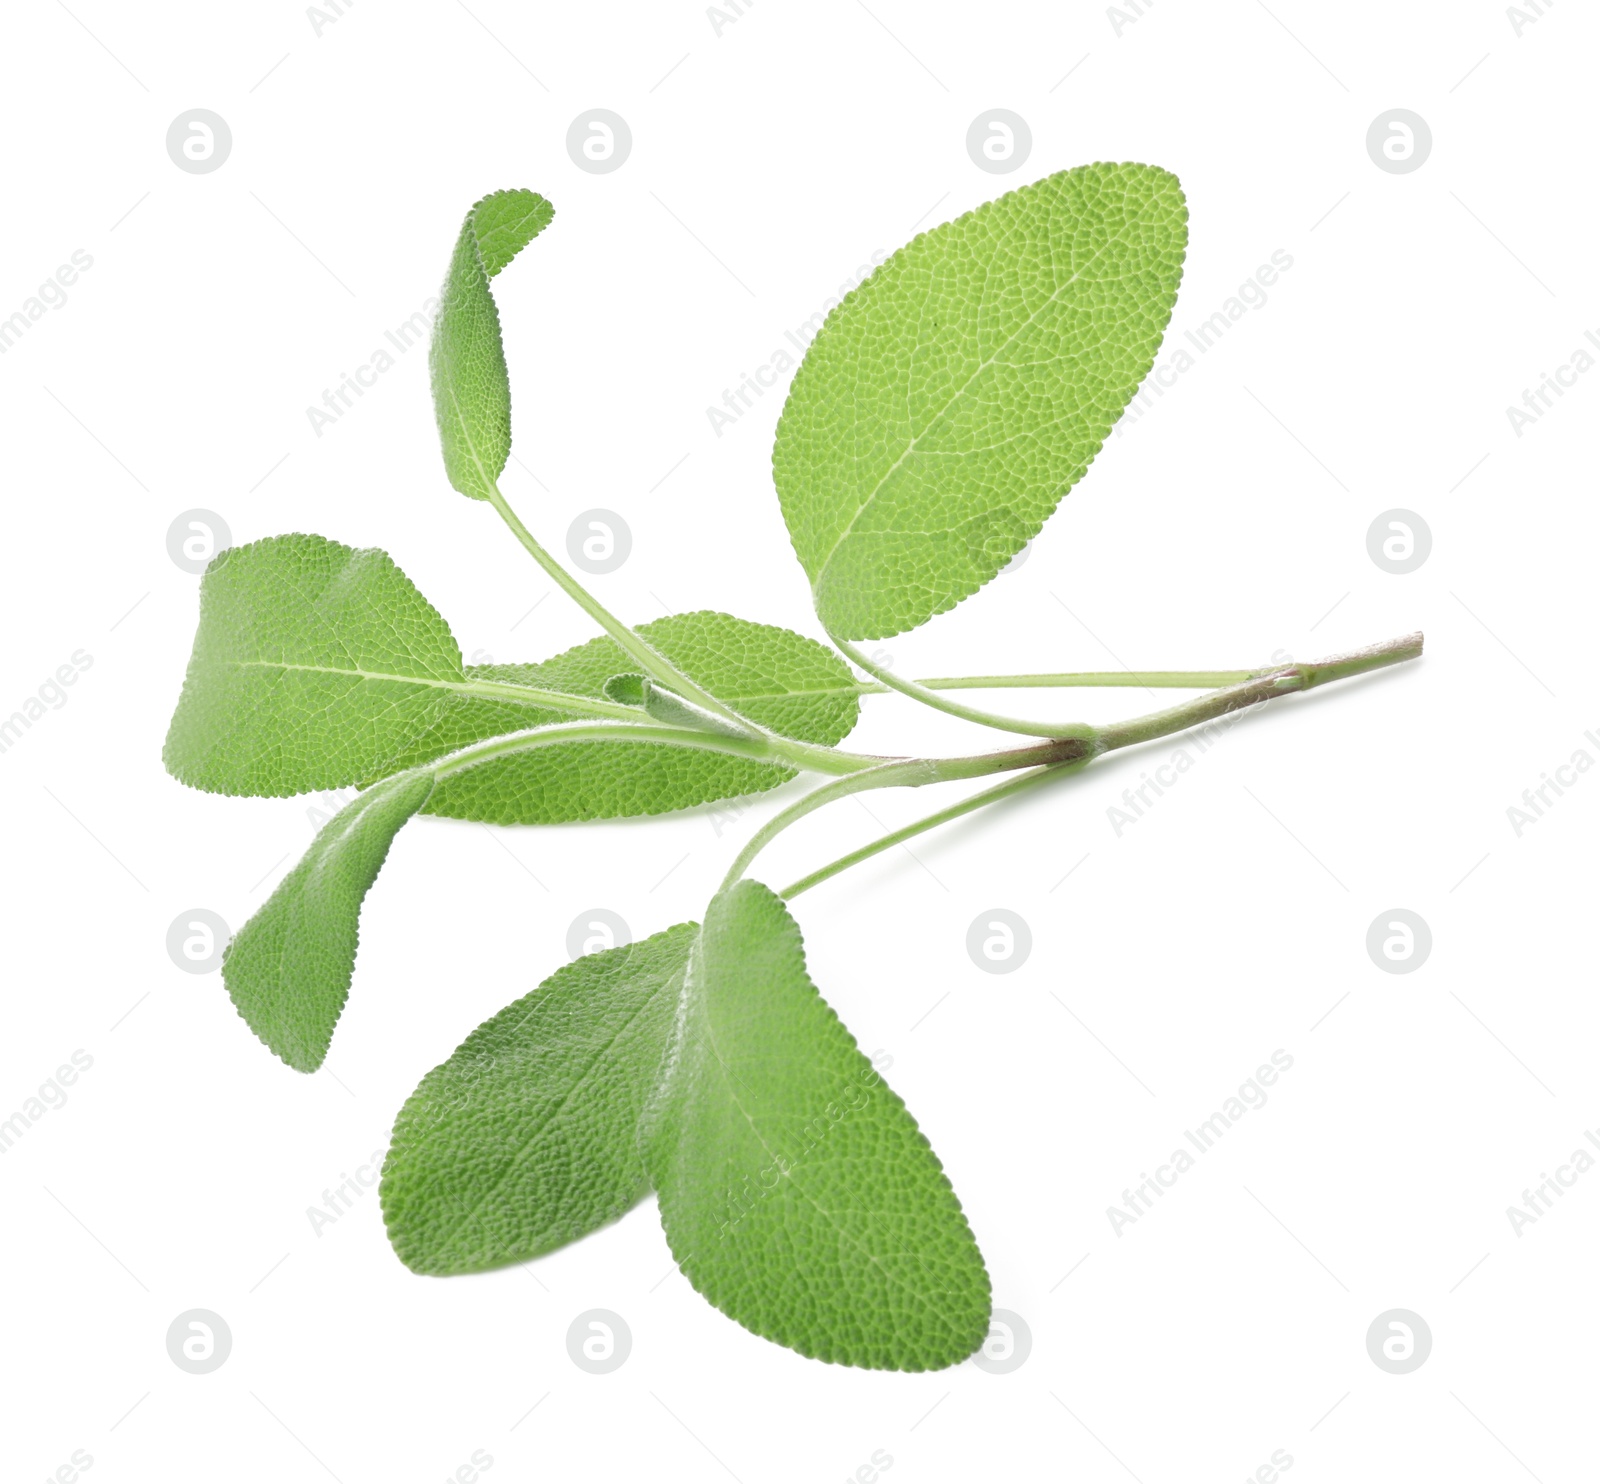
[
  {"left": 601, "top": 673, "right": 754, "bottom": 739},
  {"left": 430, "top": 188, "right": 555, "bottom": 502}
]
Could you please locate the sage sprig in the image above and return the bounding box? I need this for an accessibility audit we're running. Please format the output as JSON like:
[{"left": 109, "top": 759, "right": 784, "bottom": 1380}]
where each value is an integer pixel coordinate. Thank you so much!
[{"left": 164, "top": 171, "right": 1421, "bottom": 1371}]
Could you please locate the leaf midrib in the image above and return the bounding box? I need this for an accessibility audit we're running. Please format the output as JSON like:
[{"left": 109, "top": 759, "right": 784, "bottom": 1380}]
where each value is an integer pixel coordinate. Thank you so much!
[
  {"left": 693, "top": 1000, "right": 975, "bottom": 1350},
  {"left": 228, "top": 659, "right": 856, "bottom": 710},
  {"left": 246, "top": 771, "right": 433, "bottom": 1069},
  {"left": 442, "top": 378, "right": 500, "bottom": 501},
  {"left": 420, "top": 955, "right": 686, "bottom": 1258},
  {"left": 233, "top": 658, "right": 552, "bottom": 699}
]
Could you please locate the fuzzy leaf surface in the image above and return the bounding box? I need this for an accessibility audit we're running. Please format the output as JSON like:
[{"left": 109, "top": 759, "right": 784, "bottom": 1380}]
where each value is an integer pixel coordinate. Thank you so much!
[
  {"left": 381, "top": 925, "right": 695, "bottom": 1273},
  {"left": 772, "top": 163, "right": 1187, "bottom": 639},
  {"left": 430, "top": 188, "right": 554, "bottom": 501},
  {"left": 645, "top": 881, "right": 990, "bottom": 1370},
  {"left": 417, "top": 612, "right": 860, "bottom": 823},
  {"left": 163, "top": 534, "right": 472, "bottom": 797},
  {"left": 222, "top": 769, "right": 434, "bottom": 1072},
  {"left": 163, "top": 533, "right": 859, "bottom": 818}
]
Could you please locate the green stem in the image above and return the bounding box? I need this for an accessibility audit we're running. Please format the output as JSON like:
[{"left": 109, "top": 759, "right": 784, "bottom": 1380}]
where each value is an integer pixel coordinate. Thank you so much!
[
  {"left": 858, "top": 669, "right": 1257, "bottom": 694},
  {"left": 1093, "top": 631, "right": 1423, "bottom": 754},
  {"left": 832, "top": 634, "right": 1098, "bottom": 740},
  {"left": 428, "top": 717, "right": 884, "bottom": 782},
  {"left": 779, "top": 760, "right": 1086, "bottom": 900},
  {"left": 463, "top": 668, "right": 1264, "bottom": 722},
  {"left": 719, "top": 733, "right": 1093, "bottom": 892},
  {"left": 432, "top": 633, "right": 1421, "bottom": 899},
  {"left": 485, "top": 484, "right": 756, "bottom": 732},
  {"left": 744, "top": 631, "right": 1423, "bottom": 895}
]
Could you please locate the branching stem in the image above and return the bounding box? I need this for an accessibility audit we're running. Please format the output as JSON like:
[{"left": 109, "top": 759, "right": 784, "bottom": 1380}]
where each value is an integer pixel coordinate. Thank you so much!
[
  {"left": 717, "top": 735, "right": 1092, "bottom": 894},
  {"left": 485, "top": 484, "right": 760, "bottom": 733},
  {"left": 780, "top": 761, "right": 1086, "bottom": 900},
  {"left": 732, "top": 631, "right": 1425, "bottom": 893},
  {"left": 832, "top": 633, "right": 1099, "bottom": 740},
  {"left": 426, "top": 630, "right": 1423, "bottom": 901}
]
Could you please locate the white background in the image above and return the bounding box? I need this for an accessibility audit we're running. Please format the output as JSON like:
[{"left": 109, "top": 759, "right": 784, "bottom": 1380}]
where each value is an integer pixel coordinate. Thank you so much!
[{"left": 2, "top": 2, "right": 1596, "bottom": 1480}]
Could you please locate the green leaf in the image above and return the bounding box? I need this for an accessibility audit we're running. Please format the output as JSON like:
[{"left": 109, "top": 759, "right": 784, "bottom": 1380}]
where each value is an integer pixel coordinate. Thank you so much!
[
  {"left": 772, "top": 163, "right": 1188, "bottom": 639},
  {"left": 163, "top": 533, "right": 473, "bottom": 797},
  {"left": 419, "top": 612, "right": 860, "bottom": 823},
  {"left": 430, "top": 188, "right": 555, "bottom": 501},
  {"left": 222, "top": 769, "right": 435, "bottom": 1072},
  {"left": 645, "top": 881, "right": 990, "bottom": 1370},
  {"left": 381, "top": 924, "right": 696, "bottom": 1273},
  {"left": 163, "top": 535, "right": 859, "bottom": 820}
]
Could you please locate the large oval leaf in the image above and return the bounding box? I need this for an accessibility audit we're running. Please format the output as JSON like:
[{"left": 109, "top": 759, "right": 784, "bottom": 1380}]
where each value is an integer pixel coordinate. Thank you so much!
[
  {"left": 772, "top": 163, "right": 1187, "bottom": 639},
  {"left": 382, "top": 924, "right": 695, "bottom": 1271},
  {"left": 645, "top": 880, "right": 990, "bottom": 1370}
]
